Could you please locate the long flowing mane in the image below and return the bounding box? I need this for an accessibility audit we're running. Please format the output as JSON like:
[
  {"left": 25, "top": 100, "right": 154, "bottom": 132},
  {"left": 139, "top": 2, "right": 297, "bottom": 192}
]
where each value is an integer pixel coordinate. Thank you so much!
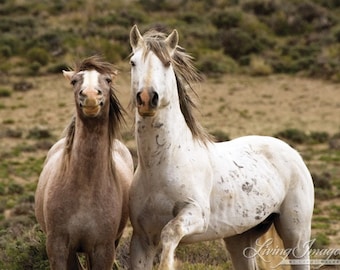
[
  {"left": 138, "top": 30, "right": 213, "bottom": 143},
  {"left": 64, "top": 56, "right": 125, "bottom": 154}
]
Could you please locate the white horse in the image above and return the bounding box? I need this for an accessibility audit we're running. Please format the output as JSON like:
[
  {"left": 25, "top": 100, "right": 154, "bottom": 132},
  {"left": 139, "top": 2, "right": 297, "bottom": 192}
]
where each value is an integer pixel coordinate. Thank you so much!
[{"left": 128, "top": 25, "right": 314, "bottom": 270}]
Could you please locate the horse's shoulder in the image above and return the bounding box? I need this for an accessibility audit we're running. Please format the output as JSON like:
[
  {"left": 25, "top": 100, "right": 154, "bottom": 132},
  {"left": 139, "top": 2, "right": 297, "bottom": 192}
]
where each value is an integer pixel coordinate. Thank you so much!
[{"left": 44, "top": 138, "right": 66, "bottom": 164}]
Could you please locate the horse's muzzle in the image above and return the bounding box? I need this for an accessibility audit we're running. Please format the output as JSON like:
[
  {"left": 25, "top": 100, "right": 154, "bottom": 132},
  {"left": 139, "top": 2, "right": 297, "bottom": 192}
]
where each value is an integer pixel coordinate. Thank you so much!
[
  {"left": 79, "top": 89, "right": 103, "bottom": 117},
  {"left": 136, "top": 87, "right": 158, "bottom": 117}
]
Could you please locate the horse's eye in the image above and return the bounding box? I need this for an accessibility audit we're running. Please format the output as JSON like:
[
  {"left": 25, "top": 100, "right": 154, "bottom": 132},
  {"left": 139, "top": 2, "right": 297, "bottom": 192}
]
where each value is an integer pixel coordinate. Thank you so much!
[
  {"left": 71, "top": 79, "right": 77, "bottom": 86},
  {"left": 106, "top": 78, "right": 112, "bottom": 84},
  {"left": 130, "top": 60, "right": 136, "bottom": 67}
]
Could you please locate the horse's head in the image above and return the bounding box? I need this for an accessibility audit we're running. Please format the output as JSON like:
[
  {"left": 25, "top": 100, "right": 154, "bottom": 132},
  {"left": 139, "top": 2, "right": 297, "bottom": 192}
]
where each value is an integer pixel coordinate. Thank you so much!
[
  {"left": 129, "top": 25, "right": 179, "bottom": 117},
  {"left": 63, "top": 60, "right": 116, "bottom": 118}
]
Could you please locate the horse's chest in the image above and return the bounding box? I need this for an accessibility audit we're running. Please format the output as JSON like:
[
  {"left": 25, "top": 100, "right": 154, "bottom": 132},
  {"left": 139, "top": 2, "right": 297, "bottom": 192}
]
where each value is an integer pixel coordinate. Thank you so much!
[{"left": 48, "top": 183, "right": 119, "bottom": 230}]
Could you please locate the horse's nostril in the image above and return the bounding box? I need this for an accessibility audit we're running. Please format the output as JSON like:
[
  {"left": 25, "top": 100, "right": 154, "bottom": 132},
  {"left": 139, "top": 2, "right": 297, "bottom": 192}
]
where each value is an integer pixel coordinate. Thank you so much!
[
  {"left": 136, "top": 92, "right": 143, "bottom": 106},
  {"left": 150, "top": 92, "right": 159, "bottom": 108}
]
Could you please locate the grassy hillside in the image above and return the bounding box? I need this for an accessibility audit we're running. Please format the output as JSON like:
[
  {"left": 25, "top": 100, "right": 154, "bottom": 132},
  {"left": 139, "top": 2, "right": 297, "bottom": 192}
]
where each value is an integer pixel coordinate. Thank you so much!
[{"left": 0, "top": 0, "right": 340, "bottom": 81}]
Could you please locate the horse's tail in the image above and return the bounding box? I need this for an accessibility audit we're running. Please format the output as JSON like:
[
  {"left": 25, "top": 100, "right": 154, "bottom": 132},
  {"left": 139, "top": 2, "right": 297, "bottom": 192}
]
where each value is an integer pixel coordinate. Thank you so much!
[{"left": 256, "top": 224, "right": 291, "bottom": 270}]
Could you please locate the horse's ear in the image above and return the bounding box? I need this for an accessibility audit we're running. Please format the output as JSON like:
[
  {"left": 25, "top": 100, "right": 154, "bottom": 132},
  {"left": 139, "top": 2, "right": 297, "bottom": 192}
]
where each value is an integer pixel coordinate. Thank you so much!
[
  {"left": 130, "top": 25, "right": 143, "bottom": 52},
  {"left": 63, "top": 70, "right": 75, "bottom": 81},
  {"left": 165, "top": 29, "right": 179, "bottom": 54}
]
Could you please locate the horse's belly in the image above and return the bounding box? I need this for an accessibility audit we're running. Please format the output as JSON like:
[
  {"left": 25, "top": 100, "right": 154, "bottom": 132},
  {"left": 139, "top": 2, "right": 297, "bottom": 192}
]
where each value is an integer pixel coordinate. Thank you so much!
[
  {"left": 180, "top": 188, "right": 283, "bottom": 244},
  {"left": 180, "top": 206, "right": 279, "bottom": 244}
]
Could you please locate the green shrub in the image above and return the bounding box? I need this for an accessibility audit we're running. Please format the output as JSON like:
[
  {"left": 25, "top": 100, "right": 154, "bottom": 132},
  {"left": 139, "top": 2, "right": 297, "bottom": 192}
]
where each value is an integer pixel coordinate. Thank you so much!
[
  {"left": 0, "top": 88, "right": 12, "bottom": 97},
  {"left": 309, "top": 131, "right": 329, "bottom": 143},
  {"left": 274, "top": 128, "right": 308, "bottom": 144},
  {"left": 329, "top": 132, "right": 340, "bottom": 150},
  {"left": 312, "top": 172, "right": 332, "bottom": 189},
  {"left": 28, "top": 61, "right": 41, "bottom": 75},
  {"left": 47, "top": 62, "right": 69, "bottom": 74},
  {"left": 242, "top": 0, "right": 278, "bottom": 15},
  {"left": 26, "top": 47, "right": 50, "bottom": 66},
  {"left": 32, "top": 31, "right": 64, "bottom": 54},
  {"left": 249, "top": 55, "right": 273, "bottom": 75},
  {"left": 270, "top": 10, "right": 309, "bottom": 36},
  {"left": 5, "top": 128, "right": 22, "bottom": 138},
  {"left": 196, "top": 51, "right": 239, "bottom": 76},
  {"left": 0, "top": 45, "right": 12, "bottom": 57},
  {"left": 8, "top": 182, "right": 24, "bottom": 195},
  {"left": 13, "top": 81, "right": 33, "bottom": 92},
  {"left": 311, "top": 233, "right": 330, "bottom": 249},
  {"left": 313, "top": 0, "right": 340, "bottom": 8},
  {"left": 211, "top": 9, "right": 242, "bottom": 29},
  {"left": 0, "top": 225, "right": 49, "bottom": 270},
  {"left": 211, "top": 130, "right": 230, "bottom": 142},
  {"left": 180, "top": 11, "right": 205, "bottom": 25},
  {"left": 221, "top": 28, "right": 260, "bottom": 60},
  {"left": 2, "top": 119, "right": 15, "bottom": 124},
  {"left": 27, "top": 126, "right": 52, "bottom": 140},
  {"left": 0, "top": 183, "right": 5, "bottom": 196}
]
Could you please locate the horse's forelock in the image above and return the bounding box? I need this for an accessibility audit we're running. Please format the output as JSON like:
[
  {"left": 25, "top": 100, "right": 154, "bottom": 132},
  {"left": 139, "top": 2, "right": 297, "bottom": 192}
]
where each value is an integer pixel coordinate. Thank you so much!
[
  {"left": 141, "top": 31, "right": 172, "bottom": 66},
  {"left": 75, "top": 56, "right": 116, "bottom": 75}
]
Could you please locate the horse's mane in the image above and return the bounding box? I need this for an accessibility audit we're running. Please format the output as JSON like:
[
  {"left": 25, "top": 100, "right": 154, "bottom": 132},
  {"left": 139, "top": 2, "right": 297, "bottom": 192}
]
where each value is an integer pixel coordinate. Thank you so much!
[
  {"left": 64, "top": 56, "right": 125, "bottom": 155},
  {"left": 140, "top": 30, "right": 214, "bottom": 143}
]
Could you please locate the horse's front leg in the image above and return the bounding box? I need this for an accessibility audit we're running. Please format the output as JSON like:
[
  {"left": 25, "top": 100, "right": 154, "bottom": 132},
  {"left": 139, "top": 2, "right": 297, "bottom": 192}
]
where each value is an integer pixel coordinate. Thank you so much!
[
  {"left": 158, "top": 201, "right": 209, "bottom": 270},
  {"left": 46, "top": 234, "right": 71, "bottom": 270},
  {"left": 130, "top": 230, "right": 158, "bottom": 270}
]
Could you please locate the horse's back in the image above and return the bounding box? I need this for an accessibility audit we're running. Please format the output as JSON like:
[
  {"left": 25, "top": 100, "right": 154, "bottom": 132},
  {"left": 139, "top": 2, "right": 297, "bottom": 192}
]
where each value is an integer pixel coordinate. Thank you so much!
[
  {"left": 213, "top": 135, "right": 312, "bottom": 184},
  {"left": 212, "top": 135, "right": 314, "bottom": 198}
]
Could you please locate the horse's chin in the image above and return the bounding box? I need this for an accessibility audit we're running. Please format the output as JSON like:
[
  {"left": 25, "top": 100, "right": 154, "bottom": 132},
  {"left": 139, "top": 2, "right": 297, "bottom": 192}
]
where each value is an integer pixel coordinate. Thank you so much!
[
  {"left": 82, "top": 106, "right": 101, "bottom": 117},
  {"left": 137, "top": 108, "right": 156, "bottom": 117}
]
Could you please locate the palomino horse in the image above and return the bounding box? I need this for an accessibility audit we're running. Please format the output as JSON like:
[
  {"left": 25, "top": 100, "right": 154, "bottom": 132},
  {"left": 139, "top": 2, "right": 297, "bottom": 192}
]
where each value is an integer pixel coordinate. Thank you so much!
[
  {"left": 128, "top": 25, "right": 314, "bottom": 270},
  {"left": 35, "top": 56, "right": 133, "bottom": 269}
]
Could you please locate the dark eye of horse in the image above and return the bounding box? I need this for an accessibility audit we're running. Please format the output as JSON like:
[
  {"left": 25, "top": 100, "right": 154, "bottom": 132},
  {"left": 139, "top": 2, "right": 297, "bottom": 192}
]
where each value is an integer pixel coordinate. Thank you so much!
[
  {"left": 106, "top": 78, "right": 112, "bottom": 84},
  {"left": 71, "top": 79, "right": 77, "bottom": 86},
  {"left": 130, "top": 60, "right": 136, "bottom": 67}
]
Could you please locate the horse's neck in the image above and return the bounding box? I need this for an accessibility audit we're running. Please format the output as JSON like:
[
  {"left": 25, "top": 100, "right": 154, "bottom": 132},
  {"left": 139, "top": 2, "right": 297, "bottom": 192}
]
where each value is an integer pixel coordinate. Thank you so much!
[
  {"left": 136, "top": 106, "right": 192, "bottom": 165},
  {"left": 68, "top": 119, "right": 112, "bottom": 181}
]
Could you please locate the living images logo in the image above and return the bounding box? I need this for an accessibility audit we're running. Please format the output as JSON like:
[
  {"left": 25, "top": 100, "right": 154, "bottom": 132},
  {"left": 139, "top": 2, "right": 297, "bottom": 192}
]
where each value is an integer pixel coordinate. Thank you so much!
[{"left": 243, "top": 238, "right": 340, "bottom": 269}]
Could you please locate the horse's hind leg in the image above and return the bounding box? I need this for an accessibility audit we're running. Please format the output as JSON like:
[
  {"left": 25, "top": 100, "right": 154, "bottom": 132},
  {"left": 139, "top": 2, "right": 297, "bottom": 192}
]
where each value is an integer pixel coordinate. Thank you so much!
[
  {"left": 274, "top": 200, "right": 312, "bottom": 270},
  {"left": 224, "top": 229, "right": 259, "bottom": 270}
]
